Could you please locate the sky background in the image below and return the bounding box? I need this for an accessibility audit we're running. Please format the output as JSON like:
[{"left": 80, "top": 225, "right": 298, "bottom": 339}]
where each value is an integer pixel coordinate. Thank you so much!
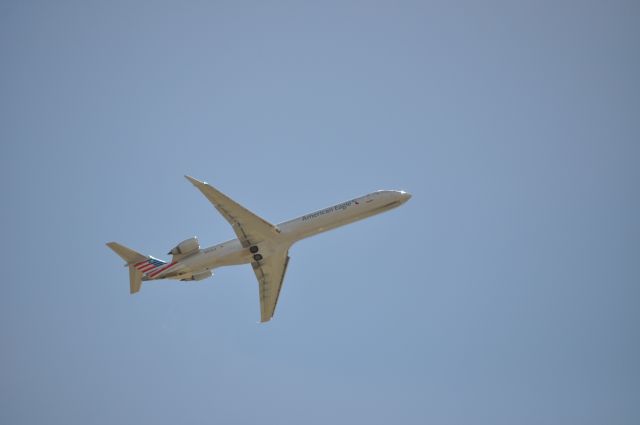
[{"left": 1, "top": 1, "right": 639, "bottom": 424}]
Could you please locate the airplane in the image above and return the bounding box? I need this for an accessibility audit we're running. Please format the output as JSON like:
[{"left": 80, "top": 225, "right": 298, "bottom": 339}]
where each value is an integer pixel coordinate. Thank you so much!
[{"left": 107, "top": 176, "right": 411, "bottom": 322}]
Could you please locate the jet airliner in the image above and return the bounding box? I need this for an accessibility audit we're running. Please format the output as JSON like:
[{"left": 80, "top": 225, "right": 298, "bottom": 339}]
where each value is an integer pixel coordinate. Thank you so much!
[{"left": 107, "top": 176, "right": 411, "bottom": 322}]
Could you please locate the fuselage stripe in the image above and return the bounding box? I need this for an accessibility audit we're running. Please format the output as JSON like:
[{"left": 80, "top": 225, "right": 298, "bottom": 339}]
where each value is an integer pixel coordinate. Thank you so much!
[
  {"left": 138, "top": 264, "right": 156, "bottom": 272},
  {"left": 148, "top": 261, "right": 177, "bottom": 278}
]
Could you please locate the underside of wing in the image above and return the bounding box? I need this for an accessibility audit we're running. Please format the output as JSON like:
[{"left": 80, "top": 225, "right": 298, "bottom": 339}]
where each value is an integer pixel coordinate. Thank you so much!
[
  {"left": 185, "top": 176, "right": 278, "bottom": 247},
  {"left": 252, "top": 249, "right": 290, "bottom": 323}
]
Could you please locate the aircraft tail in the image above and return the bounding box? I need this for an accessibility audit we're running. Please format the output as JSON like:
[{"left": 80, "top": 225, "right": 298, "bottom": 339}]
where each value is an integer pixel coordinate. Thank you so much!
[
  {"left": 128, "top": 265, "right": 143, "bottom": 294},
  {"left": 106, "top": 242, "right": 164, "bottom": 294},
  {"left": 106, "top": 242, "right": 147, "bottom": 264}
]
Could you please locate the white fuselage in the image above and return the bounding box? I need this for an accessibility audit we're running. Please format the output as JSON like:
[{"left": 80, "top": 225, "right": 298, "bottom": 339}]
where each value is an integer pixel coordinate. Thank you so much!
[{"left": 151, "top": 190, "right": 411, "bottom": 281}]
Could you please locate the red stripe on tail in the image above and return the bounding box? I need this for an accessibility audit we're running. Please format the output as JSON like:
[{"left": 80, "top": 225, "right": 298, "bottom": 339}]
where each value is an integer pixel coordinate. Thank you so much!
[{"left": 148, "top": 262, "right": 176, "bottom": 278}]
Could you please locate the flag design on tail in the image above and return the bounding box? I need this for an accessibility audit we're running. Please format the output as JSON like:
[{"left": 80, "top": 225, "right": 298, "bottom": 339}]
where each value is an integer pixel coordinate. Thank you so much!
[{"left": 133, "top": 257, "right": 177, "bottom": 278}]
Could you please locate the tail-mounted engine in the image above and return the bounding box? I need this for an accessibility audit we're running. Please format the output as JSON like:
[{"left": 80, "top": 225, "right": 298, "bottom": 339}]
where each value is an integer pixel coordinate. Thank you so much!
[
  {"left": 168, "top": 236, "right": 200, "bottom": 260},
  {"left": 180, "top": 270, "right": 212, "bottom": 282}
]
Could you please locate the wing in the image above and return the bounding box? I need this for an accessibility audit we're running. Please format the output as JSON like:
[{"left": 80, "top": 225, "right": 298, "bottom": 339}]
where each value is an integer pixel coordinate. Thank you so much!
[
  {"left": 185, "top": 175, "right": 279, "bottom": 247},
  {"left": 252, "top": 248, "right": 290, "bottom": 322}
]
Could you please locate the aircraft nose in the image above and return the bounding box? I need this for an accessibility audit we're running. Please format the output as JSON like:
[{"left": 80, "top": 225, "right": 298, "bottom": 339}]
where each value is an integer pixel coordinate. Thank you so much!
[{"left": 399, "top": 190, "right": 412, "bottom": 201}]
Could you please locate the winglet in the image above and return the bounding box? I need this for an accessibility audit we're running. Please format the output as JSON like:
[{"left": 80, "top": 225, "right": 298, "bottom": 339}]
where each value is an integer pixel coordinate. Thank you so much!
[{"left": 184, "top": 175, "right": 204, "bottom": 186}]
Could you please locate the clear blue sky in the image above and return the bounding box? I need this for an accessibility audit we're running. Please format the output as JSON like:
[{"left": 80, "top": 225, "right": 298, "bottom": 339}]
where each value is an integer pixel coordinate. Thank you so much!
[{"left": 1, "top": 1, "right": 639, "bottom": 424}]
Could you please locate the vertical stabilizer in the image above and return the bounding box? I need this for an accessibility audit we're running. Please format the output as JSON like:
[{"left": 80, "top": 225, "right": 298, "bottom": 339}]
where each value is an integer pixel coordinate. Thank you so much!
[
  {"left": 106, "top": 242, "right": 149, "bottom": 294},
  {"left": 106, "top": 242, "right": 147, "bottom": 264}
]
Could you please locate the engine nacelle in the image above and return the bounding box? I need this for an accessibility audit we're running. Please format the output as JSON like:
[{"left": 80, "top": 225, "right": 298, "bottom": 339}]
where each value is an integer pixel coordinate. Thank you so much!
[
  {"left": 181, "top": 270, "right": 212, "bottom": 282},
  {"left": 169, "top": 236, "right": 200, "bottom": 256}
]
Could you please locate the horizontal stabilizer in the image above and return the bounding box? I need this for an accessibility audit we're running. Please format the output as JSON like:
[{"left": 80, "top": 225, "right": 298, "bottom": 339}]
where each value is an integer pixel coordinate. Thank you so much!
[
  {"left": 129, "top": 265, "right": 143, "bottom": 294},
  {"left": 107, "top": 242, "right": 148, "bottom": 295}
]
